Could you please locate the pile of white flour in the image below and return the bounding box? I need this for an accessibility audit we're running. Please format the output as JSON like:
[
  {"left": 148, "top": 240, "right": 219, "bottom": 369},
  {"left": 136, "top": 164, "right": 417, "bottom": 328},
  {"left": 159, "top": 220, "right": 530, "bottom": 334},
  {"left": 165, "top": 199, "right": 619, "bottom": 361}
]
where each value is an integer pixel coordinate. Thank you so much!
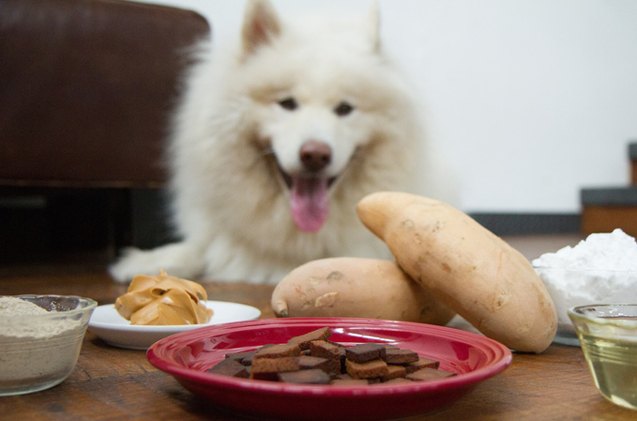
[
  {"left": 0, "top": 296, "right": 84, "bottom": 385},
  {"left": 533, "top": 229, "right": 637, "bottom": 328},
  {"left": 0, "top": 296, "right": 50, "bottom": 314}
]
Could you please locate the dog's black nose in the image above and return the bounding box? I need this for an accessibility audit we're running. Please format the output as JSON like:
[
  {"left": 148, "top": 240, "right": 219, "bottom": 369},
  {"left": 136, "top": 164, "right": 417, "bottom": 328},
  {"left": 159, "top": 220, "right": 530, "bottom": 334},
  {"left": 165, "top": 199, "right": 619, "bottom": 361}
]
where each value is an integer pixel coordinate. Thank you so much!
[{"left": 299, "top": 140, "right": 332, "bottom": 172}]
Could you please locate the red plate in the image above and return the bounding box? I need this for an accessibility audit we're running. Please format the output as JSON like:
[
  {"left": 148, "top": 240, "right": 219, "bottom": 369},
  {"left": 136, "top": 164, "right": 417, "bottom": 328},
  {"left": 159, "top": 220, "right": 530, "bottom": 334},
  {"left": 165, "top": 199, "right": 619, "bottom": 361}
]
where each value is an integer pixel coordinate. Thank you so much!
[{"left": 147, "top": 317, "right": 511, "bottom": 420}]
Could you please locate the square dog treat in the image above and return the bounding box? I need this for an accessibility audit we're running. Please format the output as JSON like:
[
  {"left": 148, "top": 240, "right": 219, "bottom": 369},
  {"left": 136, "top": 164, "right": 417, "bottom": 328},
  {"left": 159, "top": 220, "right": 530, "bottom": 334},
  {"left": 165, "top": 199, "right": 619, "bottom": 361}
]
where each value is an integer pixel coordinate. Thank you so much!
[
  {"left": 346, "top": 358, "right": 389, "bottom": 379},
  {"left": 251, "top": 356, "right": 300, "bottom": 380},
  {"left": 297, "top": 355, "right": 340, "bottom": 375},
  {"left": 404, "top": 357, "right": 440, "bottom": 373},
  {"left": 383, "top": 347, "right": 419, "bottom": 364},
  {"left": 225, "top": 350, "right": 257, "bottom": 366},
  {"left": 345, "top": 343, "right": 386, "bottom": 363},
  {"left": 308, "top": 340, "right": 342, "bottom": 360},
  {"left": 406, "top": 367, "right": 455, "bottom": 381},
  {"left": 207, "top": 358, "right": 249, "bottom": 378},
  {"left": 288, "top": 327, "right": 332, "bottom": 350},
  {"left": 278, "top": 368, "right": 332, "bottom": 384},
  {"left": 382, "top": 377, "right": 413, "bottom": 385},
  {"left": 254, "top": 343, "right": 301, "bottom": 359},
  {"left": 331, "top": 378, "right": 369, "bottom": 386},
  {"left": 382, "top": 364, "right": 407, "bottom": 381}
]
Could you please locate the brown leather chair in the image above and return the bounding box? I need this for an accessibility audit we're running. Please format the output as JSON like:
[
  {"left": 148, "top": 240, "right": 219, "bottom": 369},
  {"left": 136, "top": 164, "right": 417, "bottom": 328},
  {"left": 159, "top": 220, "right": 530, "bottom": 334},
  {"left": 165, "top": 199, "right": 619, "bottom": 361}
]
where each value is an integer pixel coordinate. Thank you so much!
[{"left": 0, "top": 0, "right": 210, "bottom": 258}]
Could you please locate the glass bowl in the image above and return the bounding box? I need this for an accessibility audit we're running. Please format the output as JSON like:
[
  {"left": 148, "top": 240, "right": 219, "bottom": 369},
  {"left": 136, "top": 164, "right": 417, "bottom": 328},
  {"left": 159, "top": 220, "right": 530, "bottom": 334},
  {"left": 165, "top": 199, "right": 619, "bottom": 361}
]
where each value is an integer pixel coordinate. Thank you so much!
[
  {"left": 534, "top": 266, "right": 637, "bottom": 345},
  {"left": 568, "top": 304, "right": 637, "bottom": 410},
  {"left": 0, "top": 295, "right": 97, "bottom": 396}
]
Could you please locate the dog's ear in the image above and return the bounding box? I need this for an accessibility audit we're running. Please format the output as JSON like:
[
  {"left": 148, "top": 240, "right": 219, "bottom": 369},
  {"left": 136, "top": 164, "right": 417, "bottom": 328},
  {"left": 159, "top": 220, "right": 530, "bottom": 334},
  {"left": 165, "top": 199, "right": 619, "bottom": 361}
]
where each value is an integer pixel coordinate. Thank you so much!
[
  {"left": 242, "top": 0, "right": 281, "bottom": 56},
  {"left": 367, "top": 1, "right": 381, "bottom": 53}
]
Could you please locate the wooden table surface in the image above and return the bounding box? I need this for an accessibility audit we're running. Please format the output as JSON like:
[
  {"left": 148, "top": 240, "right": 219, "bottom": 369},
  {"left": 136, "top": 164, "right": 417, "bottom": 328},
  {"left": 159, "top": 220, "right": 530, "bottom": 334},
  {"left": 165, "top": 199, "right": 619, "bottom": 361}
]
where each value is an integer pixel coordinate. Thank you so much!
[{"left": 0, "top": 259, "right": 634, "bottom": 421}]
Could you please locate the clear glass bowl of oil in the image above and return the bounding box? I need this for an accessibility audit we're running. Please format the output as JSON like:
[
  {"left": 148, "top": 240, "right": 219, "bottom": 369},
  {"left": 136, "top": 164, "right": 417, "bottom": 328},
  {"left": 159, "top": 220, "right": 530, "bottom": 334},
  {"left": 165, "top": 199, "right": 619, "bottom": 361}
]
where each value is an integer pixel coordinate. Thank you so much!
[{"left": 568, "top": 304, "right": 637, "bottom": 410}]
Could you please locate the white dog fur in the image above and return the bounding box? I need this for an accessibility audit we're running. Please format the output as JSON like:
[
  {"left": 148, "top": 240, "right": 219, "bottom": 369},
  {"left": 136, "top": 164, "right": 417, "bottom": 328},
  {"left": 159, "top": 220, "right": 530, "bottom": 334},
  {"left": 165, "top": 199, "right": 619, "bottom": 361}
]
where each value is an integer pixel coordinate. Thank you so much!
[{"left": 109, "top": 0, "right": 430, "bottom": 284}]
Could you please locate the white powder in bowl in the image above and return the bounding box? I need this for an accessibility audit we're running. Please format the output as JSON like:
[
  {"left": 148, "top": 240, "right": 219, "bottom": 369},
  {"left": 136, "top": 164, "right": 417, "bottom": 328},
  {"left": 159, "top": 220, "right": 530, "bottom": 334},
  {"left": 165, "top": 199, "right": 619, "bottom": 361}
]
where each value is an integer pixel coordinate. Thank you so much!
[
  {"left": 0, "top": 296, "right": 90, "bottom": 396},
  {"left": 533, "top": 228, "right": 637, "bottom": 270},
  {"left": 532, "top": 229, "right": 637, "bottom": 337},
  {"left": 0, "top": 296, "right": 49, "bottom": 315},
  {"left": 0, "top": 297, "right": 81, "bottom": 338}
]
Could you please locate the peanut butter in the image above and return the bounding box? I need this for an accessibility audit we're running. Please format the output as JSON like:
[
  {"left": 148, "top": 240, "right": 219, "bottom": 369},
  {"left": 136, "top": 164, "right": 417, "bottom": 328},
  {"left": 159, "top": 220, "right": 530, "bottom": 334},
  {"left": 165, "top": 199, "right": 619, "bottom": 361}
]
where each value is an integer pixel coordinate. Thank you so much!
[{"left": 115, "top": 271, "right": 213, "bottom": 325}]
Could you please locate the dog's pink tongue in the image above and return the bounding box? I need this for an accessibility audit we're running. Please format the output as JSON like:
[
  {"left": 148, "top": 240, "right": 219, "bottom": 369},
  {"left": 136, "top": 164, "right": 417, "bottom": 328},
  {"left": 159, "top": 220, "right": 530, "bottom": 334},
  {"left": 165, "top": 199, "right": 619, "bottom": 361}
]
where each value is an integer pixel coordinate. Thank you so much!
[{"left": 290, "top": 176, "right": 329, "bottom": 232}]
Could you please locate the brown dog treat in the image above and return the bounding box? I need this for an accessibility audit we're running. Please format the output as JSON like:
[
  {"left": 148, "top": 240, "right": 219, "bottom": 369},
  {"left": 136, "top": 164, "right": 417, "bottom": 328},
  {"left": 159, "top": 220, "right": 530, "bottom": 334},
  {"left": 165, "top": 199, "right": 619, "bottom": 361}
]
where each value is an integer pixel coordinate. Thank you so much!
[
  {"left": 382, "top": 377, "right": 413, "bottom": 385},
  {"left": 297, "top": 355, "right": 341, "bottom": 375},
  {"left": 208, "top": 358, "right": 249, "bottom": 378},
  {"left": 404, "top": 357, "right": 440, "bottom": 373},
  {"left": 250, "top": 356, "right": 300, "bottom": 380},
  {"left": 345, "top": 343, "right": 386, "bottom": 363},
  {"left": 288, "top": 327, "right": 332, "bottom": 350},
  {"left": 346, "top": 358, "right": 389, "bottom": 379},
  {"left": 297, "top": 355, "right": 327, "bottom": 368},
  {"left": 382, "top": 364, "right": 407, "bottom": 381},
  {"left": 383, "top": 347, "right": 419, "bottom": 364},
  {"left": 308, "top": 340, "right": 342, "bottom": 360},
  {"left": 254, "top": 343, "right": 301, "bottom": 359},
  {"left": 331, "top": 378, "right": 369, "bottom": 386},
  {"left": 278, "top": 368, "right": 332, "bottom": 384},
  {"left": 225, "top": 350, "right": 256, "bottom": 366},
  {"left": 406, "top": 367, "right": 455, "bottom": 381}
]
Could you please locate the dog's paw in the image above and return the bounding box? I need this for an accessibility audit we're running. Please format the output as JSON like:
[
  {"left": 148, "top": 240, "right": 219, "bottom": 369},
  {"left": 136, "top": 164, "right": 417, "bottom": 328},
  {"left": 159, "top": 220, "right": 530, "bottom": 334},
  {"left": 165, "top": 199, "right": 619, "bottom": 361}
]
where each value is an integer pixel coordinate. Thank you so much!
[
  {"left": 108, "top": 243, "right": 205, "bottom": 283},
  {"left": 108, "top": 247, "right": 146, "bottom": 283}
]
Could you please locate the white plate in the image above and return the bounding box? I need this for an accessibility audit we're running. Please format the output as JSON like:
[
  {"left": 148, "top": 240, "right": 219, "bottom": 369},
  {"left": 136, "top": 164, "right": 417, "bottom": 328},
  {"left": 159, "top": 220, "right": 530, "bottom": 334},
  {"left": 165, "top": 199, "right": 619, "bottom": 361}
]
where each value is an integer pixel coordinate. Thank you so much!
[{"left": 88, "top": 300, "right": 261, "bottom": 350}]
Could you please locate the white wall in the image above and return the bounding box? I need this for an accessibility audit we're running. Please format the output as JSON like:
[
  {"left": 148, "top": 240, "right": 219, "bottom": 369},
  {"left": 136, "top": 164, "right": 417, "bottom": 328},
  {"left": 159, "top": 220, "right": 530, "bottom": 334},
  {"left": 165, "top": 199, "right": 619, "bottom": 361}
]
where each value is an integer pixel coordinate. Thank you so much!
[{"left": 136, "top": 0, "right": 637, "bottom": 213}]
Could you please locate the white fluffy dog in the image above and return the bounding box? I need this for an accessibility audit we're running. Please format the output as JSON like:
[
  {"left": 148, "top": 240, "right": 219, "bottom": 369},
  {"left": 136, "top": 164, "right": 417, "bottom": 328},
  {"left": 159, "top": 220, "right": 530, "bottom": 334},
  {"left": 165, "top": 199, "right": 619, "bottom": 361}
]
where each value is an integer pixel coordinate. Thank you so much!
[{"left": 110, "top": 0, "right": 426, "bottom": 284}]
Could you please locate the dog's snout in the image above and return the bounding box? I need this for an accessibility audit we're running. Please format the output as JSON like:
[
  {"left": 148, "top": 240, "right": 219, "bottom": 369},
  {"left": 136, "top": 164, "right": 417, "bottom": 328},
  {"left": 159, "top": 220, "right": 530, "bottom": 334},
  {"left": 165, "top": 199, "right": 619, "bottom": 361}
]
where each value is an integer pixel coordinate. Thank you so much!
[{"left": 299, "top": 140, "right": 331, "bottom": 172}]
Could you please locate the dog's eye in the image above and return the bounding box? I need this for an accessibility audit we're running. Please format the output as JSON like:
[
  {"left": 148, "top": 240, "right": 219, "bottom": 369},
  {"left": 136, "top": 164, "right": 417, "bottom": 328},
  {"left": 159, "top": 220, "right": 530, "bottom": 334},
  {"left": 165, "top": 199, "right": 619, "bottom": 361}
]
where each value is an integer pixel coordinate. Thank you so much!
[
  {"left": 334, "top": 101, "right": 354, "bottom": 117},
  {"left": 278, "top": 97, "right": 298, "bottom": 111}
]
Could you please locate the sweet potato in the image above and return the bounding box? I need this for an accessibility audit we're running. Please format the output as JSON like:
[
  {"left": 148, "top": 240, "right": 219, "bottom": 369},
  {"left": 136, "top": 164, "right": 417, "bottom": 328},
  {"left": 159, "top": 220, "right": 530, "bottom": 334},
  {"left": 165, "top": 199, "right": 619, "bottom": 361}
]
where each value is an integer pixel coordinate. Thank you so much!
[
  {"left": 356, "top": 191, "right": 557, "bottom": 353},
  {"left": 271, "top": 257, "right": 455, "bottom": 325}
]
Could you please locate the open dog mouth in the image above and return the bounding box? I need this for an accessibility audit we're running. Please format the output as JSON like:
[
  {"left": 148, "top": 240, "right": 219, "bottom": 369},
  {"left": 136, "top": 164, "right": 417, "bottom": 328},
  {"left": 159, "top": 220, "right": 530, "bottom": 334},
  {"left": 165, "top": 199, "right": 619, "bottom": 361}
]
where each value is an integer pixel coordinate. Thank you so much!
[{"left": 275, "top": 160, "right": 338, "bottom": 233}]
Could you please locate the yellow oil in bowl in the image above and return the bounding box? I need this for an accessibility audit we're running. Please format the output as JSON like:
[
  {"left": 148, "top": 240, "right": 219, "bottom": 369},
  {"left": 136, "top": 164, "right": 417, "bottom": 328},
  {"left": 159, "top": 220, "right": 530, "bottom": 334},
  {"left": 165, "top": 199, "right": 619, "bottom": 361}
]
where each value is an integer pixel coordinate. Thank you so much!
[{"left": 569, "top": 306, "right": 637, "bottom": 411}]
